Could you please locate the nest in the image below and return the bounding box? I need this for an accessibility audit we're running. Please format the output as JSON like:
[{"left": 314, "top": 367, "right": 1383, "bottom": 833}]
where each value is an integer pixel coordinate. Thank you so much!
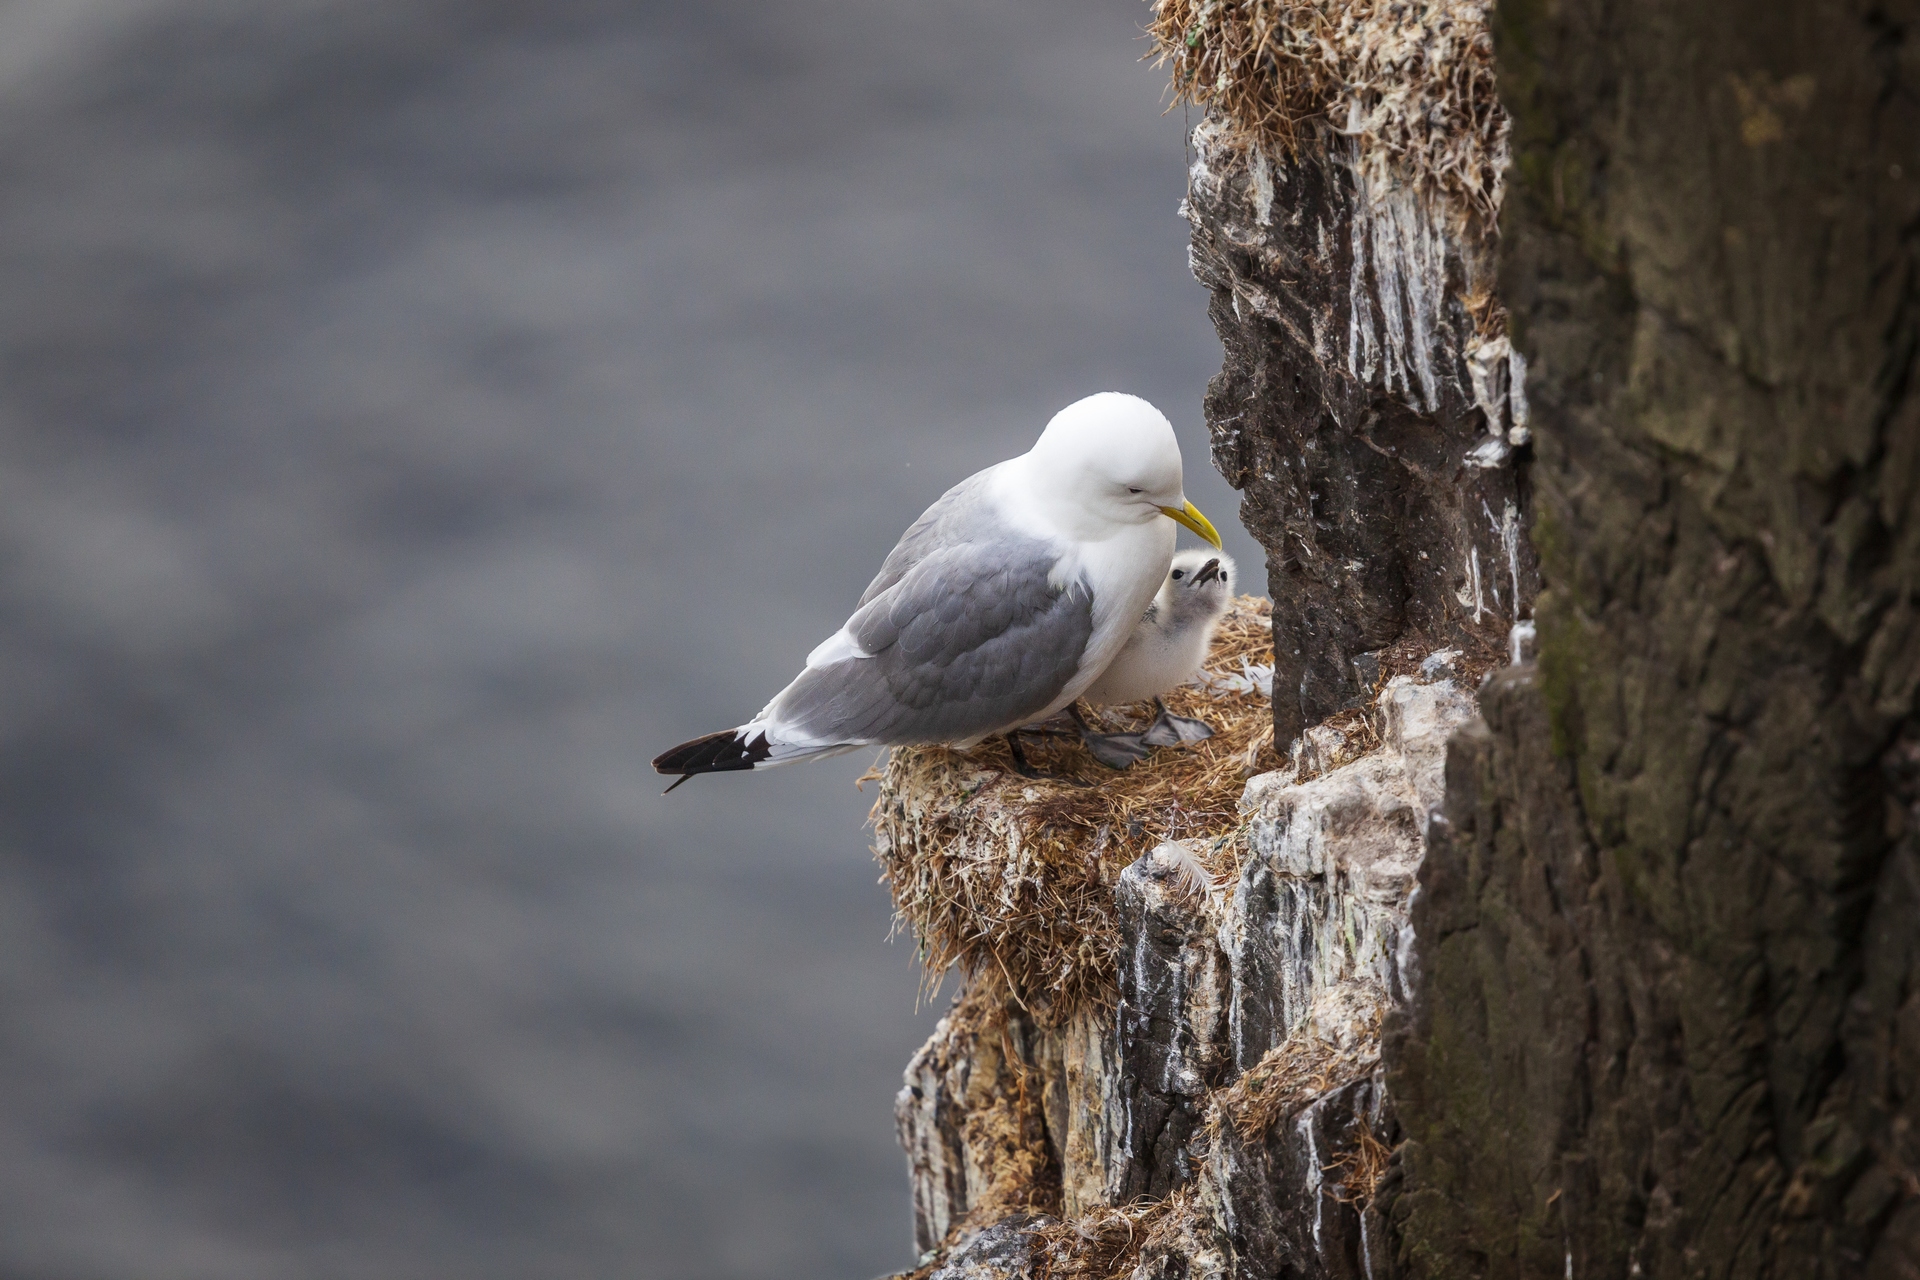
[
  {"left": 869, "top": 597, "right": 1277, "bottom": 1022},
  {"left": 1147, "top": 0, "right": 1509, "bottom": 218}
]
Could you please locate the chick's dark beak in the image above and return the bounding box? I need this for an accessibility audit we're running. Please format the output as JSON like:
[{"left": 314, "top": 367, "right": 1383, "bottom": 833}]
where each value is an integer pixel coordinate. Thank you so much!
[{"left": 1191, "top": 557, "right": 1222, "bottom": 585}]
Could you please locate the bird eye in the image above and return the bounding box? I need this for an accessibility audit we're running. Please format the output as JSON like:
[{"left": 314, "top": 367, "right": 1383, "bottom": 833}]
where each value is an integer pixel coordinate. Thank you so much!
[
  {"left": 1127, "top": 486, "right": 1143, "bottom": 494},
  {"left": 1171, "top": 570, "right": 1184, "bottom": 580}
]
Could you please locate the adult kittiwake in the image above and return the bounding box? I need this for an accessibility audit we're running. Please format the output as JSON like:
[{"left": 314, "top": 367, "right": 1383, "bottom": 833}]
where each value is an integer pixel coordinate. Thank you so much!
[
  {"left": 1077, "top": 550, "right": 1237, "bottom": 763},
  {"left": 653, "top": 392, "right": 1221, "bottom": 790}
]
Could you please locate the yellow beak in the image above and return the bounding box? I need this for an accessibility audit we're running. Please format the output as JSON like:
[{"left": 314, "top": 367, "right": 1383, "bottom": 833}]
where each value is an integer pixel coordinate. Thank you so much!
[{"left": 1158, "top": 499, "right": 1223, "bottom": 549}]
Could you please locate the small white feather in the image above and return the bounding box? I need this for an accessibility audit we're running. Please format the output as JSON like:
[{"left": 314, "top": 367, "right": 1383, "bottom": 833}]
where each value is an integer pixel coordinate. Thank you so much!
[{"left": 1150, "top": 840, "right": 1218, "bottom": 902}]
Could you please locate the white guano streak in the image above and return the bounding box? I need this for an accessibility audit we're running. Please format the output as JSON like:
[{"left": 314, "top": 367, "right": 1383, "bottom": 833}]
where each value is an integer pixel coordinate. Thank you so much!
[
  {"left": 1345, "top": 141, "right": 1449, "bottom": 415},
  {"left": 1300, "top": 1104, "right": 1325, "bottom": 1252}
]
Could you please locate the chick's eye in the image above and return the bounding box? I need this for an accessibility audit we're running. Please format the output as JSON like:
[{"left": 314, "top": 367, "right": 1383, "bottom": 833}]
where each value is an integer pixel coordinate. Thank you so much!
[
  {"left": 1171, "top": 570, "right": 1184, "bottom": 580},
  {"left": 1127, "top": 487, "right": 1143, "bottom": 494}
]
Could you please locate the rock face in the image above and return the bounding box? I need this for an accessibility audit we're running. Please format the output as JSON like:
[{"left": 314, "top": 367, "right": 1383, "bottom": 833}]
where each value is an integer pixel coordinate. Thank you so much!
[
  {"left": 1183, "top": 111, "right": 1535, "bottom": 744},
  {"left": 888, "top": 1, "right": 1920, "bottom": 1273},
  {"left": 1110, "top": 845, "right": 1233, "bottom": 1203},
  {"left": 1199, "top": 1071, "right": 1393, "bottom": 1280},
  {"left": 889, "top": 677, "right": 1475, "bottom": 1278},
  {"left": 1381, "top": 0, "right": 1920, "bottom": 1273},
  {"left": 922, "top": 1217, "right": 1051, "bottom": 1280},
  {"left": 896, "top": 986, "right": 1059, "bottom": 1256},
  {"left": 1223, "top": 678, "right": 1473, "bottom": 1075}
]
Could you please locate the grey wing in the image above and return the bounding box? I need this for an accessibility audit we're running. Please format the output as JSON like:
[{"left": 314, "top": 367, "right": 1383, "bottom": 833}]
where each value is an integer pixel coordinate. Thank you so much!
[
  {"left": 767, "top": 535, "right": 1095, "bottom": 747},
  {"left": 855, "top": 470, "right": 1001, "bottom": 607}
]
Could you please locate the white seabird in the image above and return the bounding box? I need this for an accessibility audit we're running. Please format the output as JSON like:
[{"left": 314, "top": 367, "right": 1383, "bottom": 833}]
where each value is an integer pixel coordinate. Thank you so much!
[
  {"left": 654, "top": 392, "right": 1222, "bottom": 790},
  {"left": 1074, "top": 550, "right": 1237, "bottom": 765}
]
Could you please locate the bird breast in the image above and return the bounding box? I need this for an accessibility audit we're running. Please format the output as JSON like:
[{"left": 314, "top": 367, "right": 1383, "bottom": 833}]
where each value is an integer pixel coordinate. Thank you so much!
[
  {"left": 983, "top": 461, "right": 1175, "bottom": 714},
  {"left": 1083, "top": 610, "right": 1212, "bottom": 706}
]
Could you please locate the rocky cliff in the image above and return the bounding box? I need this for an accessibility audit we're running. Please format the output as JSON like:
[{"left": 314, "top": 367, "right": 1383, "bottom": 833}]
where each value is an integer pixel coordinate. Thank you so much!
[
  {"left": 874, "top": 2, "right": 1534, "bottom": 1274},
  {"left": 870, "top": 0, "right": 1918, "bottom": 1274},
  {"left": 1386, "top": 0, "right": 1920, "bottom": 1272},
  {"left": 876, "top": 602, "right": 1482, "bottom": 1279}
]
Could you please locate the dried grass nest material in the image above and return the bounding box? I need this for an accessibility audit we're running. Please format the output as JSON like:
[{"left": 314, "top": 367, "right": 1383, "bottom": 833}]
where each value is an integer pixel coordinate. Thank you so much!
[
  {"left": 869, "top": 596, "right": 1278, "bottom": 1023},
  {"left": 1025, "top": 1188, "right": 1199, "bottom": 1280},
  {"left": 1206, "top": 1020, "right": 1379, "bottom": 1148},
  {"left": 869, "top": 598, "right": 1504, "bottom": 1022},
  {"left": 1147, "top": 0, "right": 1510, "bottom": 217}
]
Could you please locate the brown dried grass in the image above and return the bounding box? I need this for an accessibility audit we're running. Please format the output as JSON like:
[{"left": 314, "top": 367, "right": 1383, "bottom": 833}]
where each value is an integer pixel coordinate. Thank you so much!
[
  {"left": 1032, "top": 1188, "right": 1219, "bottom": 1280},
  {"left": 1025, "top": 1189, "right": 1196, "bottom": 1280},
  {"left": 1324, "top": 1125, "right": 1394, "bottom": 1204},
  {"left": 868, "top": 597, "right": 1276, "bottom": 1023},
  {"left": 1146, "top": 0, "right": 1509, "bottom": 218},
  {"left": 1205, "top": 1024, "right": 1379, "bottom": 1147}
]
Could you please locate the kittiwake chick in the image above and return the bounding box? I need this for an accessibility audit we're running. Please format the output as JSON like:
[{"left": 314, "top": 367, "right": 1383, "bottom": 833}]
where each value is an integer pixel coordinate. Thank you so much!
[
  {"left": 652, "top": 393, "right": 1222, "bottom": 790},
  {"left": 1077, "top": 550, "right": 1236, "bottom": 760}
]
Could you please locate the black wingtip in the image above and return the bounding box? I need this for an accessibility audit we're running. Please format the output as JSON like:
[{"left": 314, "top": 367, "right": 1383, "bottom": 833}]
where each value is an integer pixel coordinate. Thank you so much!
[{"left": 652, "top": 729, "right": 773, "bottom": 792}]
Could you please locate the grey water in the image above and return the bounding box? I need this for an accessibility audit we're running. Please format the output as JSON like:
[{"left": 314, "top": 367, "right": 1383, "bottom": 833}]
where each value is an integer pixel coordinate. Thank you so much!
[{"left": 0, "top": 1, "right": 1261, "bottom": 1276}]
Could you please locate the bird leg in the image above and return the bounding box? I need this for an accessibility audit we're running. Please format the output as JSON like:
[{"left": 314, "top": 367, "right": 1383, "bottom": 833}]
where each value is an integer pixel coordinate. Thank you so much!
[
  {"left": 1140, "top": 696, "right": 1214, "bottom": 747},
  {"left": 1003, "top": 730, "right": 1090, "bottom": 786},
  {"left": 1004, "top": 730, "right": 1043, "bottom": 778},
  {"left": 1018, "top": 713, "right": 1080, "bottom": 737},
  {"left": 1068, "top": 703, "right": 1152, "bottom": 770}
]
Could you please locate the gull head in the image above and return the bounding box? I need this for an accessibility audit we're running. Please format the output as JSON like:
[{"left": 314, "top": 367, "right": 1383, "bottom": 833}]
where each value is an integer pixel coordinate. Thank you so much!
[
  {"left": 1022, "top": 392, "right": 1221, "bottom": 546},
  {"left": 1163, "top": 550, "right": 1236, "bottom": 624}
]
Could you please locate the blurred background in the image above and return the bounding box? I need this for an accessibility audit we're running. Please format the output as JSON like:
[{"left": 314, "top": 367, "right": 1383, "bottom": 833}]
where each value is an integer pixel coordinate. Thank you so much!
[{"left": 0, "top": 1, "right": 1261, "bottom": 1276}]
